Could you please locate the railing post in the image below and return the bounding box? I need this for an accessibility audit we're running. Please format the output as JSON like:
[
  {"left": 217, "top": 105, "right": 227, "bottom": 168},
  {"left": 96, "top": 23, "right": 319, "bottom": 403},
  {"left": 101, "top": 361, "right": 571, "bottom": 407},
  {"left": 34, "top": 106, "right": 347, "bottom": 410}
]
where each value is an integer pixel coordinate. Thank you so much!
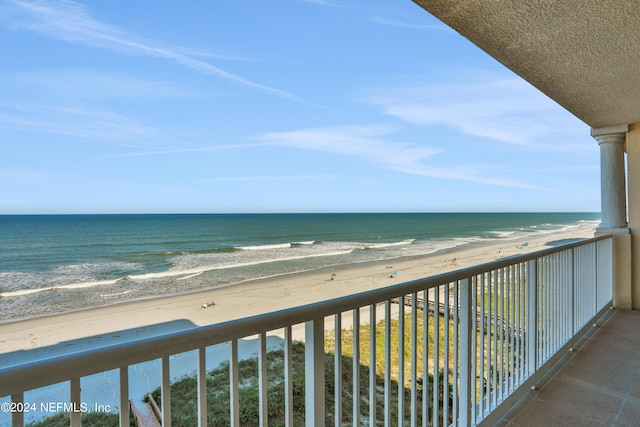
[
  {"left": 398, "top": 298, "right": 405, "bottom": 427},
  {"left": 593, "top": 243, "right": 598, "bottom": 318},
  {"left": 334, "top": 313, "right": 342, "bottom": 425},
  {"left": 369, "top": 304, "right": 377, "bottom": 424},
  {"left": 259, "top": 332, "right": 268, "bottom": 426},
  {"left": 305, "top": 318, "right": 325, "bottom": 427},
  {"left": 230, "top": 340, "right": 240, "bottom": 427},
  {"left": 197, "top": 347, "right": 207, "bottom": 427},
  {"left": 459, "top": 278, "right": 472, "bottom": 426},
  {"left": 11, "top": 393, "right": 24, "bottom": 427},
  {"left": 70, "top": 377, "right": 81, "bottom": 427},
  {"left": 526, "top": 259, "right": 538, "bottom": 375},
  {"left": 410, "top": 294, "right": 418, "bottom": 427},
  {"left": 119, "top": 367, "right": 129, "bottom": 427},
  {"left": 594, "top": 242, "right": 600, "bottom": 315},
  {"left": 352, "top": 308, "right": 360, "bottom": 424},
  {"left": 384, "top": 300, "right": 392, "bottom": 426},
  {"left": 570, "top": 248, "right": 576, "bottom": 338},
  {"left": 161, "top": 356, "right": 171, "bottom": 426},
  {"left": 284, "top": 326, "right": 294, "bottom": 427},
  {"left": 433, "top": 288, "right": 440, "bottom": 427}
]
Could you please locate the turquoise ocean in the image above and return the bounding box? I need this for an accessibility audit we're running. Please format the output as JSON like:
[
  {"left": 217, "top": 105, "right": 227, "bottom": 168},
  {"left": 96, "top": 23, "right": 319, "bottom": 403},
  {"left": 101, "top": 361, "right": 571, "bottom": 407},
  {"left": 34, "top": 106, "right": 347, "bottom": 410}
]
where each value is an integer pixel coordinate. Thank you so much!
[{"left": 0, "top": 213, "right": 599, "bottom": 322}]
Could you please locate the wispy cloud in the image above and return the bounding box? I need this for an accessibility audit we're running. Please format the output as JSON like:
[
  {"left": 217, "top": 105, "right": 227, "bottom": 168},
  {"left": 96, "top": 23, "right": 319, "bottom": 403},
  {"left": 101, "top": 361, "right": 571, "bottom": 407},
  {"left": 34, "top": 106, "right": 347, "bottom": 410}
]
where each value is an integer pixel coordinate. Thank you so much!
[
  {"left": 6, "top": 0, "right": 300, "bottom": 101},
  {"left": 113, "top": 143, "right": 273, "bottom": 157},
  {"left": 207, "top": 174, "right": 338, "bottom": 182},
  {"left": 294, "top": 0, "right": 345, "bottom": 7},
  {"left": 0, "top": 100, "right": 158, "bottom": 142},
  {"left": 256, "top": 125, "right": 551, "bottom": 190},
  {"left": 366, "top": 75, "right": 585, "bottom": 146},
  {"left": 0, "top": 67, "right": 200, "bottom": 141},
  {"left": 0, "top": 168, "right": 195, "bottom": 196},
  {"left": 0, "top": 169, "right": 72, "bottom": 186},
  {"left": 259, "top": 125, "right": 440, "bottom": 165},
  {"left": 297, "top": 0, "right": 450, "bottom": 31},
  {"left": 4, "top": 70, "right": 191, "bottom": 100},
  {"left": 368, "top": 16, "right": 453, "bottom": 32}
]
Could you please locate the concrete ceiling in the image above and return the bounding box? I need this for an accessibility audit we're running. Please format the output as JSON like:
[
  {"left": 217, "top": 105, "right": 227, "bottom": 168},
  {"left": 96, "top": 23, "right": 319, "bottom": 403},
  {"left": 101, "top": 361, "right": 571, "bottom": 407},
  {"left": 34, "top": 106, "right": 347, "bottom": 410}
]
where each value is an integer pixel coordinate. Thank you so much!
[{"left": 413, "top": 0, "right": 640, "bottom": 129}]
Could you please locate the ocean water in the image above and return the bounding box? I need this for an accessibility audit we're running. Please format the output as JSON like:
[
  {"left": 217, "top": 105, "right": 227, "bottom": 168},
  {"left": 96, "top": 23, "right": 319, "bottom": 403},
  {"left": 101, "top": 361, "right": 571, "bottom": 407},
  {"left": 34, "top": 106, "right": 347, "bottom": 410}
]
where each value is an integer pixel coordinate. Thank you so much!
[{"left": 0, "top": 213, "right": 599, "bottom": 322}]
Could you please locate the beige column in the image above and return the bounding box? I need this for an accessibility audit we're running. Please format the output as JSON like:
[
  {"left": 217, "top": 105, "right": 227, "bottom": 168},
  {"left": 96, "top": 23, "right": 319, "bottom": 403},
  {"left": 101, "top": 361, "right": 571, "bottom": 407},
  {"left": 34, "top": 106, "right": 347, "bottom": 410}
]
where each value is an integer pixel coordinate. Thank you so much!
[
  {"left": 591, "top": 125, "right": 631, "bottom": 308},
  {"left": 592, "top": 125, "right": 628, "bottom": 230}
]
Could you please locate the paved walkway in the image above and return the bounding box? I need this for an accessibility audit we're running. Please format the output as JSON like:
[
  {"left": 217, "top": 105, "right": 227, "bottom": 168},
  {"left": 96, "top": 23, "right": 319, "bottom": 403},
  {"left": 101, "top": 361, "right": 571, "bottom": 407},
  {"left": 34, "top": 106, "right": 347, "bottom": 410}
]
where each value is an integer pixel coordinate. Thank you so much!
[{"left": 501, "top": 309, "right": 640, "bottom": 426}]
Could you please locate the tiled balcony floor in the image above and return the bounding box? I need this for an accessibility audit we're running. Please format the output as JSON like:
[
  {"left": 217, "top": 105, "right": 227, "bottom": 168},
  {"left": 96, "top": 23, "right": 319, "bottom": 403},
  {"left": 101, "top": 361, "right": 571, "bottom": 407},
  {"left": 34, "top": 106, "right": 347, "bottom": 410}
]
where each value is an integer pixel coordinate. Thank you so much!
[{"left": 502, "top": 308, "right": 640, "bottom": 426}]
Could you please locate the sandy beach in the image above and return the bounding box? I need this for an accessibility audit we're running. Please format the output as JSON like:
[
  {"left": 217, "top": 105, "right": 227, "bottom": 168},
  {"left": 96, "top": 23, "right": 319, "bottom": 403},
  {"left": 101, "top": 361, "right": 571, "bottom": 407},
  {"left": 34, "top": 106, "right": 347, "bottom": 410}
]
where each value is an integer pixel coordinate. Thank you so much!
[
  {"left": 0, "top": 226, "right": 598, "bottom": 423},
  {"left": 0, "top": 226, "right": 596, "bottom": 359}
]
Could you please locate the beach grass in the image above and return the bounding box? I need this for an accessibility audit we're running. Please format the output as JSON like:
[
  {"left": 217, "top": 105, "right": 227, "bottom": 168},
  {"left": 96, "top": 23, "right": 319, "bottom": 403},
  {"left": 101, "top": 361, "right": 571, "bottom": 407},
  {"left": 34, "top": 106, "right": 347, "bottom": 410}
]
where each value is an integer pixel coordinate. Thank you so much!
[
  {"left": 138, "top": 306, "right": 458, "bottom": 426},
  {"left": 324, "top": 308, "right": 456, "bottom": 387},
  {"left": 26, "top": 302, "right": 529, "bottom": 426}
]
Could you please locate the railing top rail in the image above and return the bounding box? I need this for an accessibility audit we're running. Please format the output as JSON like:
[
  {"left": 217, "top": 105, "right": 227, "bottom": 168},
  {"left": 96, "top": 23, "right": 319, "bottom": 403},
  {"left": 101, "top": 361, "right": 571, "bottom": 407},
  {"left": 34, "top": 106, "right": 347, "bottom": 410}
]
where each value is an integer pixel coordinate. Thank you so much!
[{"left": 0, "top": 234, "right": 611, "bottom": 397}]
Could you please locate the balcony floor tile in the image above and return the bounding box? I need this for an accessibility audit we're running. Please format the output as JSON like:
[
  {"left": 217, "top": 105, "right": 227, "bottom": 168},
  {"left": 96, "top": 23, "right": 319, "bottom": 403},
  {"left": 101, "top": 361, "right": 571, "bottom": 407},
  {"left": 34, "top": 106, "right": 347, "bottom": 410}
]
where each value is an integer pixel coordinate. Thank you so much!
[{"left": 505, "top": 308, "right": 640, "bottom": 427}]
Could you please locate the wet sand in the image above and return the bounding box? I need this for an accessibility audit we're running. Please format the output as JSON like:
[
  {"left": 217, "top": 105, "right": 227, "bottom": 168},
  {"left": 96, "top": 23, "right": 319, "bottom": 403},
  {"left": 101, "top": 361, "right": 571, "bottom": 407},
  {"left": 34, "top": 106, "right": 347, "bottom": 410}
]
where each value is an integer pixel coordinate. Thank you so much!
[{"left": 0, "top": 226, "right": 595, "bottom": 359}]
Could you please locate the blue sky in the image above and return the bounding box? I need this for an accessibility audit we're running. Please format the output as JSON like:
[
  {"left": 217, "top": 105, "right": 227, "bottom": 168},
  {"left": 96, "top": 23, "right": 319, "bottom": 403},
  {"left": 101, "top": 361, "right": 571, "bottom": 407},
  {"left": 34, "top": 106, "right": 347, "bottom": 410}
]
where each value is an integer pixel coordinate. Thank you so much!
[{"left": 0, "top": 0, "right": 599, "bottom": 214}]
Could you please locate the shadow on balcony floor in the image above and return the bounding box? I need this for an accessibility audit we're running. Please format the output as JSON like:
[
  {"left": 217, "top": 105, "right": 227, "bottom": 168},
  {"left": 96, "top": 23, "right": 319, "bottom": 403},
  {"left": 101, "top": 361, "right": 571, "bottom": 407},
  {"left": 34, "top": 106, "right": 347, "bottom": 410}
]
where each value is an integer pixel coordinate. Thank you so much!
[{"left": 502, "top": 308, "right": 640, "bottom": 426}]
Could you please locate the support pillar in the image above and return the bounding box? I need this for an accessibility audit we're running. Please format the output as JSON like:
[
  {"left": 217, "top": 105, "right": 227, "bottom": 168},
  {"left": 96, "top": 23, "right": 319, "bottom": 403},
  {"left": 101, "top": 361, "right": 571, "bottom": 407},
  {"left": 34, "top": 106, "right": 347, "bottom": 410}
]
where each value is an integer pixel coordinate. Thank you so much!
[
  {"left": 592, "top": 125, "right": 628, "bottom": 230},
  {"left": 592, "top": 125, "right": 632, "bottom": 308}
]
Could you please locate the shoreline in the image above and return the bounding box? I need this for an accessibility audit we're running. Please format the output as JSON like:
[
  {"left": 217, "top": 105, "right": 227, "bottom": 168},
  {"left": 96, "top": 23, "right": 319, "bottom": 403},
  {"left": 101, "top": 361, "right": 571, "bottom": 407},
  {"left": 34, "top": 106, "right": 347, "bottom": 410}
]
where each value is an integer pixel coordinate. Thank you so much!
[
  {"left": 0, "top": 226, "right": 597, "bottom": 423},
  {"left": 0, "top": 226, "right": 596, "bottom": 359},
  {"left": 0, "top": 225, "right": 591, "bottom": 326}
]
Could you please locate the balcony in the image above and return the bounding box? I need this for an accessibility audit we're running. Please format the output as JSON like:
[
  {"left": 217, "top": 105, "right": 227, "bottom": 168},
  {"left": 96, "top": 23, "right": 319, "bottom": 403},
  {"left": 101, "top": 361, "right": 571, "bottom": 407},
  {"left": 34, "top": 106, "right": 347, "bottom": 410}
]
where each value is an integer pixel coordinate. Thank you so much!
[
  {"left": 0, "top": 235, "right": 619, "bottom": 426},
  {"left": 504, "top": 308, "right": 640, "bottom": 426}
]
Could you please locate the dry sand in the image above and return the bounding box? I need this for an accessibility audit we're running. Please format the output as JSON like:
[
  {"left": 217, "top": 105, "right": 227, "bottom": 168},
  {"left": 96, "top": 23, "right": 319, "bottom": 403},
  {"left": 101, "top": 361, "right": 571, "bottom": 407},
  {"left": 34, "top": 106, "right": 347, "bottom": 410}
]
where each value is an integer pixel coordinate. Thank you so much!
[
  {"left": 0, "top": 226, "right": 596, "bottom": 362},
  {"left": 0, "top": 226, "right": 600, "bottom": 427}
]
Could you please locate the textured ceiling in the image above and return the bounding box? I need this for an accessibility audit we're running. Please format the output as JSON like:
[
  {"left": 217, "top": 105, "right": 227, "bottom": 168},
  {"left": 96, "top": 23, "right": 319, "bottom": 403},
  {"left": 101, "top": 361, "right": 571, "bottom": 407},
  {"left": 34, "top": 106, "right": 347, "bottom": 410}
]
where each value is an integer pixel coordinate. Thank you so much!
[{"left": 413, "top": 0, "right": 640, "bottom": 129}]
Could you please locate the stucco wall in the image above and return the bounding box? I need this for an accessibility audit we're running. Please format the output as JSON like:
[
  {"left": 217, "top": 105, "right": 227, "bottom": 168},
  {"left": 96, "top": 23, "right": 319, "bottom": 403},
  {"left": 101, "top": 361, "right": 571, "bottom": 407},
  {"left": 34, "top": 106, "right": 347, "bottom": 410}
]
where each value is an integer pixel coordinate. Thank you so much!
[{"left": 625, "top": 124, "right": 640, "bottom": 308}]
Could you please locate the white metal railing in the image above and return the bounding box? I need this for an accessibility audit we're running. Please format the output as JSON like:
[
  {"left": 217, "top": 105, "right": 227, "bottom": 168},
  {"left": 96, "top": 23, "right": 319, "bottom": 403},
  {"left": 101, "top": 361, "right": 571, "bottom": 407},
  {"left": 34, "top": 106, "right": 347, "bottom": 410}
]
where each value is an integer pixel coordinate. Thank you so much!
[{"left": 0, "top": 235, "right": 613, "bottom": 426}]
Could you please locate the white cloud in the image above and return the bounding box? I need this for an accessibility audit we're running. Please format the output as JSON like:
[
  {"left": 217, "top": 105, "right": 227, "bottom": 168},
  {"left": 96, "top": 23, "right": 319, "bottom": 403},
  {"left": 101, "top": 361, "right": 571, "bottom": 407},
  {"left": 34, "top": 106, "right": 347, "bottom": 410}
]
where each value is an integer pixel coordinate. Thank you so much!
[
  {"left": 0, "top": 169, "right": 72, "bottom": 186},
  {"left": 0, "top": 101, "right": 157, "bottom": 142},
  {"left": 208, "top": 174, "right": 338, "bottom": 182},
  {"left": 5, "top": 70, "right": 191, "bottom": 100},
  {"left": 113, "top": 143, "right": 271, "bottom": 157},
  {"left": 368, "top": 16, "right": 453, "bottom": 32},
  {"left": 366, "top": 76, "right": 585, "bottom": 146},
  {"left": 6, "top": 0, "right": 299, "bottom": 100},
  {"left": 259, "top": 125, "right": 439, "bottom": 165},
  {"left": 294, "top": 0, "right": 345, "bottom": 7},
  {"left": 256, "top": 125, "right": 551, "bottom": 190}
]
